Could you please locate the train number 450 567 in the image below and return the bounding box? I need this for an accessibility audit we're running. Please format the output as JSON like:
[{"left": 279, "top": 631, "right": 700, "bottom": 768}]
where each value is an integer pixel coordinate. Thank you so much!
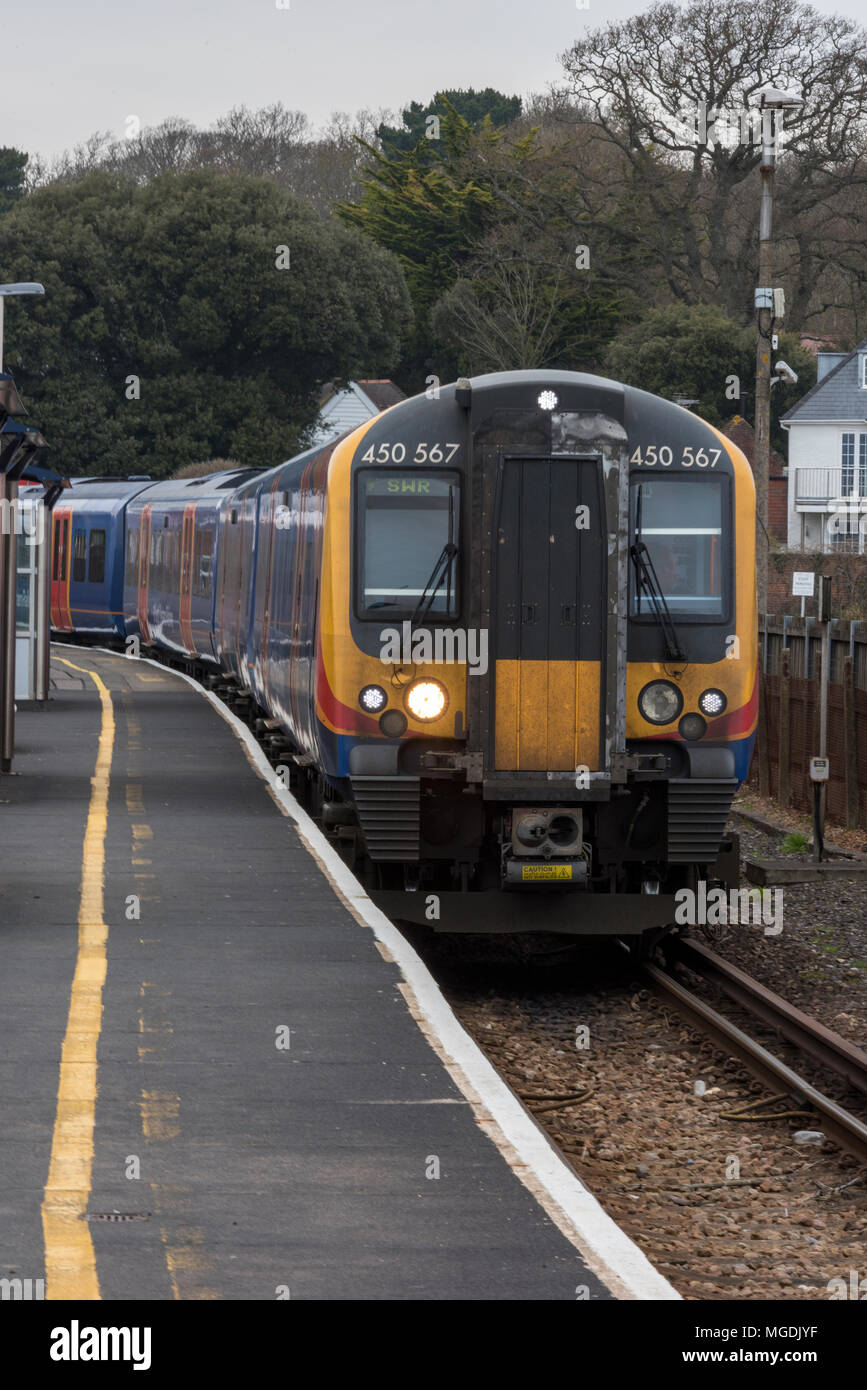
[
  {"left": 360, "top": 442, "right": 461, "bottom": 464},
  {"left": 630, "top": 445, "right": 722, "bottom": 467}
]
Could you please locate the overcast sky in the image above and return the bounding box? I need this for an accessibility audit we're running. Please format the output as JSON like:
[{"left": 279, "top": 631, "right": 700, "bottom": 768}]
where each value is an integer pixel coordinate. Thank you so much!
[{"left": 7, "top": 0, "right": 866, "bottom": 163}]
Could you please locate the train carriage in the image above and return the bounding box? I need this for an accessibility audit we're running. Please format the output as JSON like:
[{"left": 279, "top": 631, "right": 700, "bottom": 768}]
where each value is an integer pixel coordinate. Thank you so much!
[
  {"left": 49, "top": 479, "right": 153, "bottom": 636},
  {"left": 52, "top": 370, "right": 757, "bottom": 943},
  {"left": 122, "top": 469, "right": 260, "bottom": 663},
  {"left": 247, "top": 370, "right": 757, "bottom": 936}
]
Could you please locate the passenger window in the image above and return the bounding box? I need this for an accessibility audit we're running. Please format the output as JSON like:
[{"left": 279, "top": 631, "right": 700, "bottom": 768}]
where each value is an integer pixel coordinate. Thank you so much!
[
  {"left": 72, "top": 530, "right": 87, "bottom": 583},
  {"left": 88, "top": 529, "right": 106, "bottom": 585},
  {"left": 199, "top": 532, "right": 213, "bottom": 598}
]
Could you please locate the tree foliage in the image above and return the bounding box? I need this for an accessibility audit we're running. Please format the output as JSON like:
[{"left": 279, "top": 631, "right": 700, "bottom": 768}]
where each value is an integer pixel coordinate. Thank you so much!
[
  {"left": 339, "top": 102, "right": 629, "bottom": 383},
  {"left": 0, "top": 170, "right": 411, "bottom": 476},
  {"left": 0, "top": 148, "right": 28, "bottom": 216},
  {"left": 27, "top": 105, "right": 393, "bottom": 216},
  {"left": 376, "top": 89, "right": 522, "bottom": 155},
  {"left": 562, "top": 0, "right": 867, "bottom": 329},
  {"left": 602, "top": 304, "right": 816, "bottom": 450}
]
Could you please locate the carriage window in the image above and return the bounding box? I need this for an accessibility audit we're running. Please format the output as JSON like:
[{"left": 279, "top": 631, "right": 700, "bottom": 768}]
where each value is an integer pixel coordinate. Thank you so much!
[
  {"left": 72, "top": 529, "right": 87, "bottom": 583},
  {"left": 126, "top": 526, "right": 138, "bottom": 570},
  {"left": 630, "top": 476, "right": 727, "bottom": 619},
  {"left": 88, "top": 528, "right": 106, "bottom": 585},
  {"left": 198, "top": 531, "right": 213, "bottom": 598},
  {"left": 356, "top": 471, "right": 460, "bottom": 619}
]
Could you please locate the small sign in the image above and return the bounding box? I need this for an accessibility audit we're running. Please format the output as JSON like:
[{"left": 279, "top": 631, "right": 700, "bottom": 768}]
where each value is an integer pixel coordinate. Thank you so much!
[
  {"left": 793, "top": 571, "right": 815, "bottom": 597},
  {"left": 809, "top": 757, "right": 829, "bottom": 782}
]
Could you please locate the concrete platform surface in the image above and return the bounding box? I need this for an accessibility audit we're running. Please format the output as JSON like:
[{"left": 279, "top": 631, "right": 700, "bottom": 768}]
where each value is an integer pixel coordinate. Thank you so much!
[{"left": 0, "top": 647, "right": 676, "bottom": 1301}]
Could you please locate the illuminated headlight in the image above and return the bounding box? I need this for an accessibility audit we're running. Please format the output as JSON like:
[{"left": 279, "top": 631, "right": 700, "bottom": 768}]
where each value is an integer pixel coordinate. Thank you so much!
[
  {"left": 699, "top": 688, "right": 727, "bottom": 717},
  {"left": 405, "top": 679, "right": 448, "bottom": 722},
  {"left": 538, "top": 390, "right": 558, "bottom": 411},
  {"left": 679, "top": 713, "right": 707, "bottom": 741},
  {"left": 359, "top": 684, "right": 387, "bottom": 712},
  {"left": 638, "top": 680, "right": 683, "bottom": 725}
]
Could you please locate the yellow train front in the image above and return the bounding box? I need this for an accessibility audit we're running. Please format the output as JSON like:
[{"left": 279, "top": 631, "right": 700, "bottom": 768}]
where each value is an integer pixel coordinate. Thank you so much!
[{"left": 314, "top": 369, "right": 756, "bottom": 938}]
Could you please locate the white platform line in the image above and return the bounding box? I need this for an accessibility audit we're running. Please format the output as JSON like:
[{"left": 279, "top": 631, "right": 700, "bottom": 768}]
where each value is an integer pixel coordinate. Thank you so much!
[{"left": 58, "top": 643, "right": 681, "bottom": 1302}]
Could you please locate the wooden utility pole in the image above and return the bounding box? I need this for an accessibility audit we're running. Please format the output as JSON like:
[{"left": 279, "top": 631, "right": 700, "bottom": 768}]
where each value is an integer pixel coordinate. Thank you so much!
[{"left": 753, "top": 115, "right": 776, "bottom": 622}]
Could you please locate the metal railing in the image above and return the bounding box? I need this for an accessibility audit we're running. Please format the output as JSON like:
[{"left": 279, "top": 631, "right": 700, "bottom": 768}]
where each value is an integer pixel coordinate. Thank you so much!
[{"left": 795, "top": 467, "right": 867, "bottom": 505}]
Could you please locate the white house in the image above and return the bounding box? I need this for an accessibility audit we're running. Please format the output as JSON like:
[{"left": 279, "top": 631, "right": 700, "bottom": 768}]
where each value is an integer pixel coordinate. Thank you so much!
[
  {"left": 782, "top": 339, "right": 867, "bottom": 553},
  {"left": 307, "top": 379, "right": 406, "bottom": 447}
]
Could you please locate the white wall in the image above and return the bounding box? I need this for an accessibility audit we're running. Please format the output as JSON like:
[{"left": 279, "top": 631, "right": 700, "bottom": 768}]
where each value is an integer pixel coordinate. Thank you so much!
[{"left": 786, "top": 422, "right": 850, "bottom": 549}]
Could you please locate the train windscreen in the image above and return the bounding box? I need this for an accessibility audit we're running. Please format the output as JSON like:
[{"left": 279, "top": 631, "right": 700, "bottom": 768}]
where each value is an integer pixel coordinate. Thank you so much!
[
  {"left": 356, "top": 471, "right": 460, "bottom": 619},
  {"left": 630, "top": 475, "right": 727, "bottom": 618}
]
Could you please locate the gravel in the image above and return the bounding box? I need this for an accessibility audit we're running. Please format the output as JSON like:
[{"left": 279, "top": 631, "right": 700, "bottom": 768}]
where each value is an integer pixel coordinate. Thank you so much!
[{"left": 402, "top": 799, "right": 867, "bottom": 1301}]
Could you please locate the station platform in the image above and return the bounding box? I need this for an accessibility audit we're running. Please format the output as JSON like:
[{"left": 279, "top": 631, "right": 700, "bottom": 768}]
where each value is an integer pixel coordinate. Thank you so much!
[{"left": 0, "top": 647, "right": 673, "bottom": 1301}]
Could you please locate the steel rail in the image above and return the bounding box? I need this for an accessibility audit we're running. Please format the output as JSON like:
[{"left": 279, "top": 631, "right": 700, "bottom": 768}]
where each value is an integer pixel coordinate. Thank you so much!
[
  {"left": 641, "top": 959, "right": 867, "bottom": 1166},
  {"left": 671, "top": 936, "right": 867, "bottom": 1097}
]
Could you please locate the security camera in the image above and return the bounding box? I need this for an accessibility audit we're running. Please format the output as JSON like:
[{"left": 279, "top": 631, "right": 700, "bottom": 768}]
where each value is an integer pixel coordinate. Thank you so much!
[{"left": 772, "top": 360, "right": 798, "bottom": 385}]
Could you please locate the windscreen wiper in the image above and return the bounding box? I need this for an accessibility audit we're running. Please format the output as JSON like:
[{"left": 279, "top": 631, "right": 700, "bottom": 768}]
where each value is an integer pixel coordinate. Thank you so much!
[
  {"left": 411, "top": 541, "right": 458, "bottom": 625},
  {"left": 411, "top": 484, "right": 457, "bottom": 625},
  {"left": 630, "top": 484, "right": 686, "bottom": 664}
]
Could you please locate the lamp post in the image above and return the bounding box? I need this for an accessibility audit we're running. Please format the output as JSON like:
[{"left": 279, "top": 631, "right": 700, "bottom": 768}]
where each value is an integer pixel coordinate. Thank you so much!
[
  {"left": 0, "top": 282, "right": 44, "bottom": 372},
  {"left": 753, "top": 91, "right": 801, "bottom": 619},
  {"left": 0, "top": 281, "right": 45, "bottom": 773}
]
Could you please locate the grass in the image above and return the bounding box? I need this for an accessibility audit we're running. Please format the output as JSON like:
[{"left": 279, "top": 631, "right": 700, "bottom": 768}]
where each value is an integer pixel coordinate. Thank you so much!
[{"left": 780, "top": 831, "right": 810, "bottom": 855}]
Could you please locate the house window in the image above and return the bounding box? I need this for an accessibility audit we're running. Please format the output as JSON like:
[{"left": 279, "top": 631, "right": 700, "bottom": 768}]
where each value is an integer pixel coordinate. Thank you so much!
[
  {"left": 841, "top": 433, "right": 855, "bottom": 495},
  {"left": 841, "top": 432, "right": 867, "bottom": 497},
  {"left": 860, "top": 354, "right": 867, "bottom": 389}
]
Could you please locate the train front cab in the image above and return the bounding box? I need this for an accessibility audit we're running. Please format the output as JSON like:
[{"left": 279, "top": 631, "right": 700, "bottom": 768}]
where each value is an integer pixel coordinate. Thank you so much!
[
  {"left": 319, "top": 372, "right": 756, "bottom": 936},
  {"left": 50, "top": 480, "right": 152, "bottom": 637}
]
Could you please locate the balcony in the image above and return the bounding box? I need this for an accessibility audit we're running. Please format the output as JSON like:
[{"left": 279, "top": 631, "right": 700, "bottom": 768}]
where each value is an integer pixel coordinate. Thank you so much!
[{"left": 794, "top": 467, "right": 867, "bottom": 508}]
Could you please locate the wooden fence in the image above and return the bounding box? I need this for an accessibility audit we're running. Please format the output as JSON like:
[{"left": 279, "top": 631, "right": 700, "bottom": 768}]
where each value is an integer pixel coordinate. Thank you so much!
[{"left": 751, "top": 619, "right": 867, "bottom": 829}]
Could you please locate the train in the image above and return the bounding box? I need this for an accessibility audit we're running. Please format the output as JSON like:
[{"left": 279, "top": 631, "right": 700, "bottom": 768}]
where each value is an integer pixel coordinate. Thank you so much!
[{"left": 50, "top": 370, "right": 757, "bottom": 945}]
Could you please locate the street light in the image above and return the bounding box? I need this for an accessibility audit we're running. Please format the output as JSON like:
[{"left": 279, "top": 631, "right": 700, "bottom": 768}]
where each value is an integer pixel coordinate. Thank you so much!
[
  {"left": 751, "top": 87, "right": 801, "bottom": 798},
  {"left": 0, "top": 282, "right": 45, "bottom": 371},
  {"left": 753, "top": 88, "right": 802, "bottom": 622}
]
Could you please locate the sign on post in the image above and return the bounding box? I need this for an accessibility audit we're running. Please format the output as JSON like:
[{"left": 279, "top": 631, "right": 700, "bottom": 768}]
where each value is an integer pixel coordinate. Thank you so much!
[{"left": 792, "top": 572, "right": 815, "bottom": 597}]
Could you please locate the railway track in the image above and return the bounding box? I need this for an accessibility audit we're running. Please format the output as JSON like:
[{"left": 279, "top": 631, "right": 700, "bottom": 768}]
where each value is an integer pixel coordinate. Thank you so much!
[{"left": 642, "top": 936, "right": 867, "bottom": 1165}]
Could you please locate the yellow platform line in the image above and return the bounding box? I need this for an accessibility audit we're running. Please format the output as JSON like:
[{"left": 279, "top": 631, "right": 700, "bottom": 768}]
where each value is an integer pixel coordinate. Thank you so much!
[{"left": 41, "top": 656, "right": 114, "bottom": 1300}]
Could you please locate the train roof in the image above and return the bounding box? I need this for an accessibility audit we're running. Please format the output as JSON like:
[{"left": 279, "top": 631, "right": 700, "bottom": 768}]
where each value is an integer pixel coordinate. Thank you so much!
[
  {"left": 126, "top": 468, "right": 266, "bottom": 503},
  {"left": 67, "top": 478, "right": 155, "bottom": 497}
]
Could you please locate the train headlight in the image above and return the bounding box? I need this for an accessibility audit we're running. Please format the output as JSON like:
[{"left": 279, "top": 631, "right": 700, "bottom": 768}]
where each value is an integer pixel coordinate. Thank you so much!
[
  {"left": 698, "top": 688, "right": 727, "bottom": 717},
  {"left": 679, "top": 713, "right": 707, "bottom": 741},
  {"left": 359, "top": 684, "right": 387, "bottom": 712},
  {"left": 405, "top": 679, "right": 448, "bottom": 722},
  {"left": 638, "top": 680, "right": 683, "bottom": 725}
]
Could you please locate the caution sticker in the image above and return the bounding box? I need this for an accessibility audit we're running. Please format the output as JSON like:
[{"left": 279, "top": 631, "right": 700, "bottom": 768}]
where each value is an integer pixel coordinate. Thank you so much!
[{"left": 521, "top": 864, "right": 572, "bottom": 881}]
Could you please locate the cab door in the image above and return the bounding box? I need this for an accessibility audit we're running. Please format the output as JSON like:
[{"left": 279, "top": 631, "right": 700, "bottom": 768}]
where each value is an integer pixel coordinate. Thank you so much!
[
  {"left": 137, "top": 505, "right": 152, "bottom": 643},
  {"left": 50, "top": 508, "right": 73, "bottom": 630},
  {"left": 492, "top": 456, "right": 605, "bottom": 772},
  {"left": 179, "top": 504, "right": 196, "bottom": 655}
]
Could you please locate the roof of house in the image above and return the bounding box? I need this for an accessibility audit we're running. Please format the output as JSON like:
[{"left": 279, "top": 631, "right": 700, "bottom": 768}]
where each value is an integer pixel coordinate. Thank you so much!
[
  {"left": 721, "top": 416, "right": 787, "bottom": 477},
  {"left": 781, "top": 337, "right": 867, "bottom": 423},
  {"left": 356, "top": 379, "right": 406, "bottom": 411},
  {"left": 309, "top": 380, "right": 407, "bottom": 447}
]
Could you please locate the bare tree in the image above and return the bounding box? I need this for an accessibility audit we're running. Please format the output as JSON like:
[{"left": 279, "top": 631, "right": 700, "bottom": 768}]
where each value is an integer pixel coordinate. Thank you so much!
[{"left": 562, "top": 0, "right": 867, "bottom": 328}]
